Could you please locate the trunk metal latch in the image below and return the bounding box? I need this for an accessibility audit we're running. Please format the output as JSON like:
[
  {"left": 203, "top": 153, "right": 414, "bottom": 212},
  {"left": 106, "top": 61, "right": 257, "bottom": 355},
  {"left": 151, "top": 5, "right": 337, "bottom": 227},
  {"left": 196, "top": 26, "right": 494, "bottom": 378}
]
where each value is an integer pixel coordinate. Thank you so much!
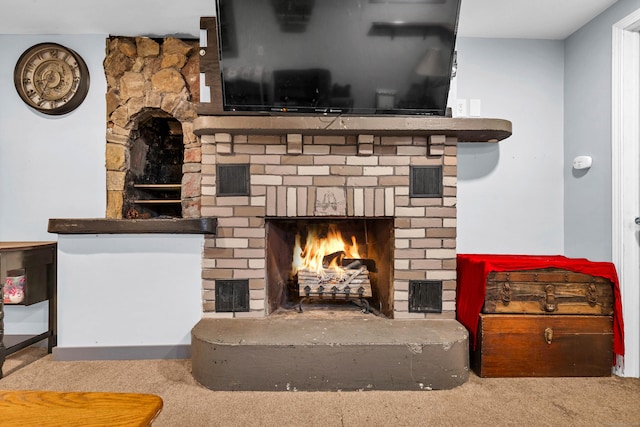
[
  {"left": 500, "top": 278, "right": 511, "bottom": 306},
  {"left": 541, "top": 284, "right": 558, "bottom": 312},
  {"left": 587, "top": 283, "right": 598, "bottom": 306}
]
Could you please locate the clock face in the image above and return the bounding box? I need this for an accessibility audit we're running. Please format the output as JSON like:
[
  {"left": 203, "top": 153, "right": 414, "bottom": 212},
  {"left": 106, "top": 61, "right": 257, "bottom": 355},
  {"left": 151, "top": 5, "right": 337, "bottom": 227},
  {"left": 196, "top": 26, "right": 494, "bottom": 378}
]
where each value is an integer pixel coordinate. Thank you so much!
[{"left": 14, "top": 43, "right": 90, "bottom": 115}]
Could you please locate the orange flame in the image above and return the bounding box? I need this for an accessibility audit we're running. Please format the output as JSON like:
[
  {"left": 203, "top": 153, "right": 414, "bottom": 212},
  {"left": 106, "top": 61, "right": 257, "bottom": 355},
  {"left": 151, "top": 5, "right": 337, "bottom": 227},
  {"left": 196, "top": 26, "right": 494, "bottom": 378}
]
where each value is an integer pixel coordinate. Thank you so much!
[{"left": 292, "top": 224, "right": 361, "bottom": 275}]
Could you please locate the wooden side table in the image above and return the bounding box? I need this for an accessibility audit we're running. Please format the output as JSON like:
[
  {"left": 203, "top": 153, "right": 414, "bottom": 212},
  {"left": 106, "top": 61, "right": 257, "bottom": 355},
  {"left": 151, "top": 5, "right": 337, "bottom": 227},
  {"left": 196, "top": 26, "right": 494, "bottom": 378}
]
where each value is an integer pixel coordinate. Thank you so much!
[
  {"left": 0, "top": 390, "right": 163, "bottom": 426},
  {"left": 0, "top": 241, "right": 57, "bottom": 377}
]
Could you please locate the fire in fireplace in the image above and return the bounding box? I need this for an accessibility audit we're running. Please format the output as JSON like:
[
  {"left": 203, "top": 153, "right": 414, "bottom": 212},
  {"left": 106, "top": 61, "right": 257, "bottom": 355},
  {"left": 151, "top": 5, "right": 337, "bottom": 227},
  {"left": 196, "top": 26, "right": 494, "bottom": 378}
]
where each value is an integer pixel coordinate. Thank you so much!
[
  {"left": 266, "top": 218, "right": 394, "bottom": 317},
  {"left": 294, "top": 223, "right": 374, "bottom": 309}
]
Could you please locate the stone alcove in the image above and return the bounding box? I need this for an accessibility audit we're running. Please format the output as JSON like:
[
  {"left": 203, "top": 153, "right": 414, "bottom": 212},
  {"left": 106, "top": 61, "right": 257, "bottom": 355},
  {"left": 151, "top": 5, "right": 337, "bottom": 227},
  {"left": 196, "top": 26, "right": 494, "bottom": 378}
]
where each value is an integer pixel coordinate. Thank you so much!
[{"left": 103, "top": 36, "right": 202, "bottom": 218}]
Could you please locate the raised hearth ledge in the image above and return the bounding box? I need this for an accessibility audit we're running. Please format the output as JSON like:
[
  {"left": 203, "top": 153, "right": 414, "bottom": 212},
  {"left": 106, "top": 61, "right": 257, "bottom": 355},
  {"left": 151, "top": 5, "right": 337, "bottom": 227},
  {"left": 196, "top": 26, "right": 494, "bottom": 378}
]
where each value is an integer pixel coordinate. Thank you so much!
[
  {"left": 193, "top": 115, "right": 512, "bottom": 142},
  {"left": 47, "top": 218, "right": 217, "bottom": 235},
  {"left": 192, "top": 317, "right": 470, "bottom": 391}
]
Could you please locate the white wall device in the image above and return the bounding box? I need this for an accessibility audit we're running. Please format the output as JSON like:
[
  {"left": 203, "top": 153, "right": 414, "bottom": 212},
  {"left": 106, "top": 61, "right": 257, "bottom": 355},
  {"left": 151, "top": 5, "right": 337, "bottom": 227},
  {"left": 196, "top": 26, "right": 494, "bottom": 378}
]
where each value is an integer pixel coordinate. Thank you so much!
[{"left": 573, "top": 155, "right": 593, "bottom": 170}]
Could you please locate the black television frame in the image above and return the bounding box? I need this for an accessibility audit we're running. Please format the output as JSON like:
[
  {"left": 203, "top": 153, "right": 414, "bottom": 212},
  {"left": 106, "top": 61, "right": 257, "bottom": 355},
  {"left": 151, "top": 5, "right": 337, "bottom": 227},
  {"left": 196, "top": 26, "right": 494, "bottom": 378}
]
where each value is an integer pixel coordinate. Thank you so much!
[{"left": 214, "top": 0, "right": 461, "bottom": 116}]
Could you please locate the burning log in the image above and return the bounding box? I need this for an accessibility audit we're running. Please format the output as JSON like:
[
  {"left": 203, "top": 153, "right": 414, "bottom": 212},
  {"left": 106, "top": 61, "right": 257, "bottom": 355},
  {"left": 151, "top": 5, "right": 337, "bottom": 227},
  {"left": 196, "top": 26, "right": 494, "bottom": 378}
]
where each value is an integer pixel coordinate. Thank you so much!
[
  {"left": 293, "top": 223, "right": 373, "bottom": 301},
  {"left": 322, "top": 251, "right": 346, "bottom": 268},
  {"left": 342, "top": 258, "right": 376, "bottom": 272},
  {"left": 344, "top": 259, "right": 361, "bottom": 269}
]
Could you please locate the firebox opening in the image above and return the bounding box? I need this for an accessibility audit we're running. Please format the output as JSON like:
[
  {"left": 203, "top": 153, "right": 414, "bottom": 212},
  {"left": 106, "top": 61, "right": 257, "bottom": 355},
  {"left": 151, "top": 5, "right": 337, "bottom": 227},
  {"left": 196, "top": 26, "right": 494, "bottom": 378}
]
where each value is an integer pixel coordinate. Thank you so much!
[
  {"left": 123, "top": 112, "right": 184, "bottom": 219},
  {"left": 266, "top": 218, "right": 394, "bottom": 318}
]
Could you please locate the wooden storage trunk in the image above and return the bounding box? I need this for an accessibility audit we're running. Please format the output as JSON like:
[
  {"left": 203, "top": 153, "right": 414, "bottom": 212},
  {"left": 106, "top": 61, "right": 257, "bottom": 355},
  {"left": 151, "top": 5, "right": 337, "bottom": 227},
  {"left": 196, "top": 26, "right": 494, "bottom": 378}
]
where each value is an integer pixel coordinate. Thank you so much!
[
  {"left": 471, "top": 314, "right": 613, "bottom": 377},
  {"left": 483, "top": 269, "right": 614, "bottom": 315}
]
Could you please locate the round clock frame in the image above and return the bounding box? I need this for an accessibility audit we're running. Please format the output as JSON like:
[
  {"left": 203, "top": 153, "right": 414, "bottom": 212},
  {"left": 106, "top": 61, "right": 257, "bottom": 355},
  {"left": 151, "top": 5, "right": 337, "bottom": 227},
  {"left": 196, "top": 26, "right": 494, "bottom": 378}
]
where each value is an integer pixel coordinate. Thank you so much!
[{"left": 14, "top": 42, "right": 90, "bottom": 115}]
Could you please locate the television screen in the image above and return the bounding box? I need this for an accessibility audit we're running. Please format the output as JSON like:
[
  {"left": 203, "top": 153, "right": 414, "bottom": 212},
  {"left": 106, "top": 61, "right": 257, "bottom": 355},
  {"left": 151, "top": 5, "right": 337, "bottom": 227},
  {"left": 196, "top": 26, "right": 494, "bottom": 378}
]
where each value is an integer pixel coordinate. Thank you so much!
[{"left": 215, "top": 0, "right": 461, "bottom": 116}]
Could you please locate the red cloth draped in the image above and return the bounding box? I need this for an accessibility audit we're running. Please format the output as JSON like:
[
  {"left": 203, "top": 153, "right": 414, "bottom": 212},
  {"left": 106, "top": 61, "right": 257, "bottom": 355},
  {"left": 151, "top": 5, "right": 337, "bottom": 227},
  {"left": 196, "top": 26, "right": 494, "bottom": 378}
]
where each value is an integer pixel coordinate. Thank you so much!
[{"left": 456, "top": 254, "right": 624, "bottom": 360}]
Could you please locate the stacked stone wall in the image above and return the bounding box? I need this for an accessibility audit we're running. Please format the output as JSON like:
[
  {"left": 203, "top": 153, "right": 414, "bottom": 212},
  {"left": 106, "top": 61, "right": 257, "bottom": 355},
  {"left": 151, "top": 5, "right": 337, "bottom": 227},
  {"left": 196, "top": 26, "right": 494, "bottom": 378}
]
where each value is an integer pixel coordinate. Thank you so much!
[{"left": 104, "top": 36, "right": 201, "bottom": 218}]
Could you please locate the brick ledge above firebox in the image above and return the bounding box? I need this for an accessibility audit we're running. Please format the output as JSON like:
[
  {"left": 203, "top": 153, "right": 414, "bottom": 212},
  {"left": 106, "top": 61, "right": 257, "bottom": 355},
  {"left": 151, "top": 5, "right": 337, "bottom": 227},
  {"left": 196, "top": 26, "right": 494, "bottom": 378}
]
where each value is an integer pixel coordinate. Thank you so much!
[{"left": 192, "top": 115, "right": 512, "bottom": 142}]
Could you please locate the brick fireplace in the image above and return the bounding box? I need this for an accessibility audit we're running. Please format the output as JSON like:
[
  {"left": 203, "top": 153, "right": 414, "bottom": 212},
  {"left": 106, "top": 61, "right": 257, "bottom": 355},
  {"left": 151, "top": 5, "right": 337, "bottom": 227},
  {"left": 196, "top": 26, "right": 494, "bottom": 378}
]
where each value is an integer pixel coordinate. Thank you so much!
[
  {"left": 191, "top": 115, "right": 511, "bottom": 391},
  {"left": 196, "top": 125, "right": 460, "bottom": 319}
]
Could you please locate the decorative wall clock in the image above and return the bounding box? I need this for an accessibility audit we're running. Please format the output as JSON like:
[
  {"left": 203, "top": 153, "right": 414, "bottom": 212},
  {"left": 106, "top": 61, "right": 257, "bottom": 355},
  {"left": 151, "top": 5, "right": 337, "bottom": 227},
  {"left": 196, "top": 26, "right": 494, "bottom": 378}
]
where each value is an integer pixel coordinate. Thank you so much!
[{"left": 14, "top": 43, "right": 90, "bottom": 115}]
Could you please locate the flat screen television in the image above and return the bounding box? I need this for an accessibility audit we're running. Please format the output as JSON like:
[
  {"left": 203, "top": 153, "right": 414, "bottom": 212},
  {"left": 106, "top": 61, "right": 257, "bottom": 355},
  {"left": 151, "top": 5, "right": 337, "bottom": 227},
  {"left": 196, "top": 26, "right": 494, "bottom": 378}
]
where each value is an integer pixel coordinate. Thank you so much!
[{"left": 215, "top": 0, "right": 461, "bottom": 116}]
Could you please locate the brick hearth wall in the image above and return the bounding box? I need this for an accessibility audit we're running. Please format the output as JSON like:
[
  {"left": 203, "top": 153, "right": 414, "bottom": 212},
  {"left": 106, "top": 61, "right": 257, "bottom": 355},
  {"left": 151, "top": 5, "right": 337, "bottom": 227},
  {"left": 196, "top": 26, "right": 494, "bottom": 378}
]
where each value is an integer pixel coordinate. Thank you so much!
[{"left": 200, "top": 132, "right": 458, "bottom": 319}]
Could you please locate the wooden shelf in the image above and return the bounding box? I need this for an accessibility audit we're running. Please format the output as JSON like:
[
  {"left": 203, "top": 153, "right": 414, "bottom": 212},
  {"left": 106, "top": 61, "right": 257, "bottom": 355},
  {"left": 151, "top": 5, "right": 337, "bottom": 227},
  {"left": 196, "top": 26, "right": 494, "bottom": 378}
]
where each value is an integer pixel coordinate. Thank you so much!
[
  {"left": 48, "top": 218, "right": 218, "bottom": 235},
  {"left": 132, "top": 184, "right": 181, "bottom": 190},
  {"left": 133, "top": 200, "right": 181, "bottom": 204}
]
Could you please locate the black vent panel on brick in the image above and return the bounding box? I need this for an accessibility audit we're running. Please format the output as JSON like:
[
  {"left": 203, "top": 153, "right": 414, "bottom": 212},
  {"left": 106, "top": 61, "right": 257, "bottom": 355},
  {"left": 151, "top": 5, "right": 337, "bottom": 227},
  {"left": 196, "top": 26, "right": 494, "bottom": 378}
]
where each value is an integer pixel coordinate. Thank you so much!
[
  {"left": 409, "top": 280, "right": 442, "bottom": 313},
  {"left": 410, "top": 166, "right": 442, "bottom": 198},
  {"left": 215, "top": 279, "right": 250, "bottom": 312},
  {"left": 217, "top": 164, "right": 250, "bottom": 196}
]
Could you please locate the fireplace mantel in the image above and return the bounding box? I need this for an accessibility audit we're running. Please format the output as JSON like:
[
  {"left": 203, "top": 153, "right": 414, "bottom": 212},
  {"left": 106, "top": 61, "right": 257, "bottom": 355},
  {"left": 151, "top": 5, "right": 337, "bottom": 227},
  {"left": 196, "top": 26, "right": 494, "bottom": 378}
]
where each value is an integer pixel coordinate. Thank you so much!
[{"left": 193, "top": 115, "right": 511, "bottom": 142}]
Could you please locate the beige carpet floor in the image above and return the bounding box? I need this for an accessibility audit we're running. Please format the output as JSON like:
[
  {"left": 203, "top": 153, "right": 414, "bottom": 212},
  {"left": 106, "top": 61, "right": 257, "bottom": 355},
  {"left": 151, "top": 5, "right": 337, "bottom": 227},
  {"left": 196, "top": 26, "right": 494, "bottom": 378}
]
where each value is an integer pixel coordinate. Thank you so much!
[{"left": 1, "top": 348, "right": 640, "bottom": 426}]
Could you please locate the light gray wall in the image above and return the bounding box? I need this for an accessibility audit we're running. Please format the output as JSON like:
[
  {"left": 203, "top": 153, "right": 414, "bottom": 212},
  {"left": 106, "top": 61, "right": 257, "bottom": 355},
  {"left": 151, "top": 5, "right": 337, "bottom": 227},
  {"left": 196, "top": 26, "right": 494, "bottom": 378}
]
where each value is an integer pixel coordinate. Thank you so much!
[
  {"left": 0, "top": 35, "right": 107, "bottom": 336},
  {"left": 455, "top": 37, "right": 565, "bottom": 255},
  {"left": 0, "top": 35, "right": 204, "bottom": 347},
  {"left": 0, "top": 35, "right": 107, "bottom": 240},
  {"left": 564, "top": 0, "right": 640, "bottom": 261},
  {"left": 57, "top": 235, "right": 203, "bottom": 350}
]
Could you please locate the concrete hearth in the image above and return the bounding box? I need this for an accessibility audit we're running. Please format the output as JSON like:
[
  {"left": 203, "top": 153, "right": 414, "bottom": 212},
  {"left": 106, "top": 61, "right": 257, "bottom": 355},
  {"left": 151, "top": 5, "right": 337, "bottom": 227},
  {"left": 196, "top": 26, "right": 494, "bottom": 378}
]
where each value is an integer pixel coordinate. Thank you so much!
[{"left": 191, "top": 317, "right": 469, "bottom": 391}]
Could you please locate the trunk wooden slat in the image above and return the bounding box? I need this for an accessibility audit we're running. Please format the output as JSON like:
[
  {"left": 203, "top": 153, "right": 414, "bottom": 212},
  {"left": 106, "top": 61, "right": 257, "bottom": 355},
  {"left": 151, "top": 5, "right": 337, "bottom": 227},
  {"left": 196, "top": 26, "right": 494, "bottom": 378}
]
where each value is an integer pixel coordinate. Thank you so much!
[{"left": 483, "top": 269, "right": 614, "bottom": 315}]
